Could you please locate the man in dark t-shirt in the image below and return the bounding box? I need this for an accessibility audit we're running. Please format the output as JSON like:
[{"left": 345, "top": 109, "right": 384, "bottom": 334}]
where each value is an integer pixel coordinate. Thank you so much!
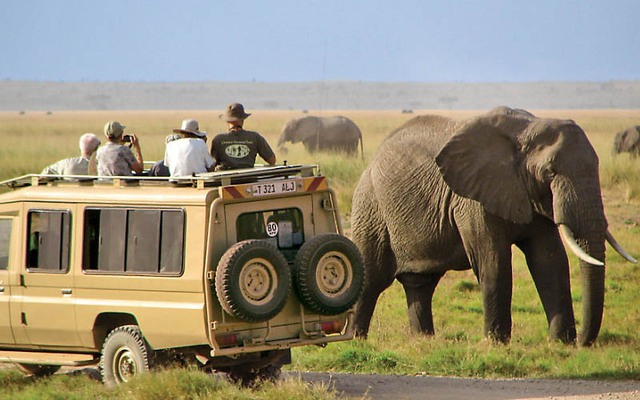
[{"left": 211, "top": 103, "right": 276, "bottom": 170}]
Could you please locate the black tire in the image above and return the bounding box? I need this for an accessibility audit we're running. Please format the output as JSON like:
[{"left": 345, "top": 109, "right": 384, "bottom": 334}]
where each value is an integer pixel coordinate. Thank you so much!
[
  {"left": 215, "top": 240, "right": 291, "bottom": 322},
  {"left": 99, "top": 325, "right": 152, "bottom": 387},
  {"left": 15, "top": 363, "right": 60, "bottom": 377},
  {"left": 293, "top": 233, "right": 365, "bottom": 315}
]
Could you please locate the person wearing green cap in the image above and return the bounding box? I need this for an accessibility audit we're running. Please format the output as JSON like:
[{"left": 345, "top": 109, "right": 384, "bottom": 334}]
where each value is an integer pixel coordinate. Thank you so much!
[{"left": 96, "top": 121, "right": 144, "bottom": 176}]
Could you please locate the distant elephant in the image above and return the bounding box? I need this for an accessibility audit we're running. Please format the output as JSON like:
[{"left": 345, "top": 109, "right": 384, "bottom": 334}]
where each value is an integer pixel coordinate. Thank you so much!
[
  {"left": 612, "top": 126, "right": 640, "bottom": 157},
  {"left": 351, "top": 106, "right": 635, "bottom": 346},
  {"left": 277, "top": 115, "right": 363, "bottom": 157}
]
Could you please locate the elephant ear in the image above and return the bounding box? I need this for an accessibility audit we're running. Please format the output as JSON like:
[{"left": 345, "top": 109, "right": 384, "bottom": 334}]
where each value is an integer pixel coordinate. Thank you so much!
[{"left": 435, "top": 116, "right": 533, "bottom": 224}]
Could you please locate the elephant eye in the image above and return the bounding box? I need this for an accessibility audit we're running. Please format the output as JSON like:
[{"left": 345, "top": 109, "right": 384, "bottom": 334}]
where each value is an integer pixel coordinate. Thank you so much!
[{"left": 541, "top": 162, "right": 556, "bottom": 180}]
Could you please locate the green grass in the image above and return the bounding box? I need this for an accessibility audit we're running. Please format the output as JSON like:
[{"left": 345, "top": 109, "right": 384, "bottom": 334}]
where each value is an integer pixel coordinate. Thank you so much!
[
  {"left": 0, "top": 109, "right": 639, "bottom": 397},
  {"left": 0, "top": 367, "right": 351, "bottom": 400}
]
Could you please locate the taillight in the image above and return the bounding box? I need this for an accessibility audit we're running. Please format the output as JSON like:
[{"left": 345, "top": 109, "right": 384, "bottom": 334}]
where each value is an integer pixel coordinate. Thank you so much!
[
  {"left": 321, "top": 320, "right": 343, "bottom": 335},
  {"left": 215, "top": 333, "right": 241, "bottom": 348}
]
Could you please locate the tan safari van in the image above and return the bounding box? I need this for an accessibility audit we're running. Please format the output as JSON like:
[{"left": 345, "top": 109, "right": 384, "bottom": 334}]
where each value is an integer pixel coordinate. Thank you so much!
[{"left": 0, "top": 164, "right": 364, "bottom": 386}]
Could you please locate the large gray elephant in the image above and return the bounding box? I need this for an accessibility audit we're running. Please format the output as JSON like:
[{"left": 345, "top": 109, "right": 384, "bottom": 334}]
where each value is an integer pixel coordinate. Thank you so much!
[
  {"left": 351, "top": 106, "right": 635, "bottom": 346},
  {"left": 612, "top": 126, "right": 640, "bottom": 157},
  {"left": 277, "top": 115, "right": 363, "bottom": 157}
]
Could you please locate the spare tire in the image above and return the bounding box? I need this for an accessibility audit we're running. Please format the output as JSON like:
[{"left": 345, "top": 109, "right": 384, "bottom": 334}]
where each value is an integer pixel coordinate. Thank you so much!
[
  {"left": 293, "top": 233, "right": 365, "bottom": 315},
  {"left": 215, "top": 240, "right": 291, "bottom": 322}
]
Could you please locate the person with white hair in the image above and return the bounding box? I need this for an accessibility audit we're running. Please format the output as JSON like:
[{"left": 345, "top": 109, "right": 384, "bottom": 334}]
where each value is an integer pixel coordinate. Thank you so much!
[{"left": 41, "top": 133, "right": 101, "bottom": 176}]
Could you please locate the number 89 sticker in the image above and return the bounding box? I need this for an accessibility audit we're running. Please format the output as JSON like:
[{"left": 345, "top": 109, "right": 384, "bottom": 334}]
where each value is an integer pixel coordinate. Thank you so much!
[{"left": 266, "top": 221, "right": 279, "bottom": 237}]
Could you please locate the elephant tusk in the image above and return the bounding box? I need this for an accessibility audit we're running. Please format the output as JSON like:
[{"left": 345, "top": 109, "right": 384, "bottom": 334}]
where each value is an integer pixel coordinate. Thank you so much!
[
  {"left": 605, "top": 229, "right": 638, "bottom": 263},
  {"left": 558, "top": 224, "right": 605, "bottom": 266}
]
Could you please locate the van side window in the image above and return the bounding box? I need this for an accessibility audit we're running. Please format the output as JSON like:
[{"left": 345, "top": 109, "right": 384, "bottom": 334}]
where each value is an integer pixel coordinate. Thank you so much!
[
  {"left": 0, "top": 218, "right": 12, "bottom": 270},
  {"left": 83, "top": 208, "right": 184, "bottom": 275},
  {"left": 26, "top": 210, "right": 71, "bottom": 272},
  {"left": 237, "top": 208, "right": 304, "bottom": 261}
]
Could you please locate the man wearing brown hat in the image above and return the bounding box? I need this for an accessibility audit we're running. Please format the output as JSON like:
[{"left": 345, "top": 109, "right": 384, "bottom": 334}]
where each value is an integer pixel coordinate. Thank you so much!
[{"left": 210, "top": 103, "right": 276, "bottom": 170}]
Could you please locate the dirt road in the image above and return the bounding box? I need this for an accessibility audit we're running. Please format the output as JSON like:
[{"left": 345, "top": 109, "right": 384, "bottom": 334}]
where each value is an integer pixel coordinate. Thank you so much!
[
  {"left": 290, "top": 372, "right": 640, "bottom": 400},
  {"left": 54, "top": 366, "right": 639, "bottom": 399}
]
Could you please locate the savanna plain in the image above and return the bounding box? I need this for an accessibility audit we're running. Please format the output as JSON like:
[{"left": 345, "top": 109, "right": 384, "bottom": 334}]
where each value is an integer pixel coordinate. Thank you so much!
[{"left": 0, "top": 109, "right": 638, "bottom": 399}]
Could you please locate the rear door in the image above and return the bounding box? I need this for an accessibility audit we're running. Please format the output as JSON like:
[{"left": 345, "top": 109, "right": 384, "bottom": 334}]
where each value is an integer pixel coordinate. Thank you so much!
[{"left": 225, "top": 197, "right": 313, "bottom": 262}]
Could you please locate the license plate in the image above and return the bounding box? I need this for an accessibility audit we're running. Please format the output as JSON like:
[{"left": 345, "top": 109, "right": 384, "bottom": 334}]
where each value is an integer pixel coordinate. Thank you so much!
[{"left": 252, "top": 179, "right": 300, "bottom": 196}]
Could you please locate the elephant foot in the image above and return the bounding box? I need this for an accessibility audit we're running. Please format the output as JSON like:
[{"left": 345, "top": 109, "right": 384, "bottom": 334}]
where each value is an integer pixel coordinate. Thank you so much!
[
  {"left": 354, "top": 329, "right": 368, "bottom": 339},
  {"left": 549, "top": 323, "right": 576, "bottom": 345},
  {"left": 486, "top": 331, "right": 511, "bottom": 344}
]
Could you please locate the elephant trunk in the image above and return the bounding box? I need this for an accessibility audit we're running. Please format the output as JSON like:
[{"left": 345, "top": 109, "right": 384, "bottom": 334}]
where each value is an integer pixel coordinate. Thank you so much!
[
  {"left": 572, "top": 228, "right": 636, "bottom": 346},
  {"left": 552, "top": 178, "right": 607, "bottom": 346},
  {"left": 558, "top": 224, "right": 606, "bottom": 346},
  {"left": 579, "top": 259, "right": 606, "bottom": 346},
  {"left": 276, "top": 132, "right": 287, "bottom": 149}
]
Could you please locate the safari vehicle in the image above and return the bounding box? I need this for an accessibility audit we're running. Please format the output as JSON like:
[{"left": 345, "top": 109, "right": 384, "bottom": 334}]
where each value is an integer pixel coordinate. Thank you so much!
[{"left": 0, "top": 164, "right": 364, "bottom": 386}]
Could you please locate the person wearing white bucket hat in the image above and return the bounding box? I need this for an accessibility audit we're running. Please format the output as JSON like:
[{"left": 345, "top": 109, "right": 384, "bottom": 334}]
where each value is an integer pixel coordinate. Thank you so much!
[{"left": 164, "top": 119, "right": 215, "bottom": 176}]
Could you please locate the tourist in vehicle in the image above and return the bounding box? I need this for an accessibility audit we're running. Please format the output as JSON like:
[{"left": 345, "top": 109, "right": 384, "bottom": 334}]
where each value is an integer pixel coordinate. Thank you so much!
[
  {"left": 164, "top": 119, "right": 215, "bottom": 176},
  {"left": 148, "top": 134, "right": 181, "bottom": 177},
  {"left": 210, "top": 103, "right": 276, "bottom": 170},
  {"left": 96, "top": 121, "right": 144, "bottom": 176},
  {"left": 41, "top": 133, "right": 101, "bottom": 176}
]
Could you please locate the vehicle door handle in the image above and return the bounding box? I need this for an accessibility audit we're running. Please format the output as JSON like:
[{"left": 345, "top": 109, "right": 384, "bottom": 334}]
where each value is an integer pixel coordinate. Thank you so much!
[{"left": 61, "top": 288, "right": 72, "bottom": 295}]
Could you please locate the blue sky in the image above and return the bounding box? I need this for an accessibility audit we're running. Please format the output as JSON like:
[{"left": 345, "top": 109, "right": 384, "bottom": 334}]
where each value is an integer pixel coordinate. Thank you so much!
[{"left": 1, "top": 0, "right": 638, "bottom": 83}]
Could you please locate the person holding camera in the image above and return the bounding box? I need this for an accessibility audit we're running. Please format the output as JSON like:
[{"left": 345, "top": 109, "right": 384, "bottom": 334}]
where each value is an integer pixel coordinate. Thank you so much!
[{"left": 96, "top": 121, "right": 144, "bottom": 176}]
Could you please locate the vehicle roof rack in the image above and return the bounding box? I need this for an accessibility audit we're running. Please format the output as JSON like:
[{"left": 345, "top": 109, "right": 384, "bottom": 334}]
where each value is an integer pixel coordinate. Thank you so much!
[{"left": 0, "top": 164, "right": 318, "bottom": 190}]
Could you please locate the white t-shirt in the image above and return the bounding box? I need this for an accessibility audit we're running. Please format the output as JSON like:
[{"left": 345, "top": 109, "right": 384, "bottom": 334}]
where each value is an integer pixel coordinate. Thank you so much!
[{"left": 164, "top": 138, "right": 214, "bottom": 177}]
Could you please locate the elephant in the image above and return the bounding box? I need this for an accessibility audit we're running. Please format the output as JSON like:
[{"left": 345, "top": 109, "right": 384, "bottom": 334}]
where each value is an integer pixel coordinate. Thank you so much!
[
  {"left": 351, "top": 106, "right": 636, "bottom": 346},
  {"left": 612, "top": 126, "right": 640, "bottom": 157},
  {"left": 277, "top": 115, "right": 363, "bottom": 157}
]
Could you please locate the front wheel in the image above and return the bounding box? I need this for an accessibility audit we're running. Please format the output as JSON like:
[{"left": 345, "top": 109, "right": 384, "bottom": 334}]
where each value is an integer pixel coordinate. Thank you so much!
[{"left": 100, "top": 325, "right": 152, "bottom": 387}]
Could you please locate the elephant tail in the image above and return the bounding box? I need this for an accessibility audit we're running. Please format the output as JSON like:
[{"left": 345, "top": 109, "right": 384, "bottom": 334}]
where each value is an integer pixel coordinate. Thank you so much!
[{"left": 359, "top": 133, "right": 364, "bottom": 159}]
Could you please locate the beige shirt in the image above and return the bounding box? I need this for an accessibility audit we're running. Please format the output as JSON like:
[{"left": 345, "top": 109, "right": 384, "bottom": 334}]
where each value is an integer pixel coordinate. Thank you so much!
[{"left": 41, "top": 156, "right": 91, "bottom": 176}]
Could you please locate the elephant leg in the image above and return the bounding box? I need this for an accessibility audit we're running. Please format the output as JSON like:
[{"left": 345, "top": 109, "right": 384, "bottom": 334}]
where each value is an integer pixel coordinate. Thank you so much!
[
  {"left": 457, "top": 211, "right": 514, "bottom": 343},
  {"left": 477, "top": 248, "right": 513, "bottom": 343},
  {"left": 352, "top": 244, "right": 396, "bottom": 338},
  {"left": 397, "top": 272, "right": 444, "bottom": 335},
  {"left": 353, "top": 272, "right": 395, "bottom": 338},
  {"left": 516, "top": 220, "right": 576, "bottom": 343},
  {"left": 352, "top": 188, "right": 397, "bottom": 338}
]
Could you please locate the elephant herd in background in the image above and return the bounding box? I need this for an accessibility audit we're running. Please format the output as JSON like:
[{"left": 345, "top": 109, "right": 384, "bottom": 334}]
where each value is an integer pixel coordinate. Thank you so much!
[
  {"left": 612, "top": 125, "right": 640, "bottom": 157},
  {"left": 277, "top": 115, "right": 363, "bottom": 157},
  {"left": 279, "top": 107, "right": 636, "bottom": 347}
]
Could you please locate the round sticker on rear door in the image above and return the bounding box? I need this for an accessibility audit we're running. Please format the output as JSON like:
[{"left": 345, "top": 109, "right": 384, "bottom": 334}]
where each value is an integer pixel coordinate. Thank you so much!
[{"left": 266, "top": 221, "right": 279, "bottom": 237}]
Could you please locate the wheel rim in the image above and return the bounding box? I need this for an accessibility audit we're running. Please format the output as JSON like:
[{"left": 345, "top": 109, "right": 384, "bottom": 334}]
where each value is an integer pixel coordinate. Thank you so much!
[
  {"left": 113, "top": 346, "right": 138, "bottom": 383},
  {"left": 239, "top": 257, "right": 277, "bottom": 306},
  {"left": 315, "top": 251, "right": 352, "bottom": 298}
]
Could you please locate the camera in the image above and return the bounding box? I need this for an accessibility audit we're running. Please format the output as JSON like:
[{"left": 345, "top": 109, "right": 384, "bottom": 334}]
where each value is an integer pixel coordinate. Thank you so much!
[{"left": 122, "top": 135, "right": 132, "bottom": 143}]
